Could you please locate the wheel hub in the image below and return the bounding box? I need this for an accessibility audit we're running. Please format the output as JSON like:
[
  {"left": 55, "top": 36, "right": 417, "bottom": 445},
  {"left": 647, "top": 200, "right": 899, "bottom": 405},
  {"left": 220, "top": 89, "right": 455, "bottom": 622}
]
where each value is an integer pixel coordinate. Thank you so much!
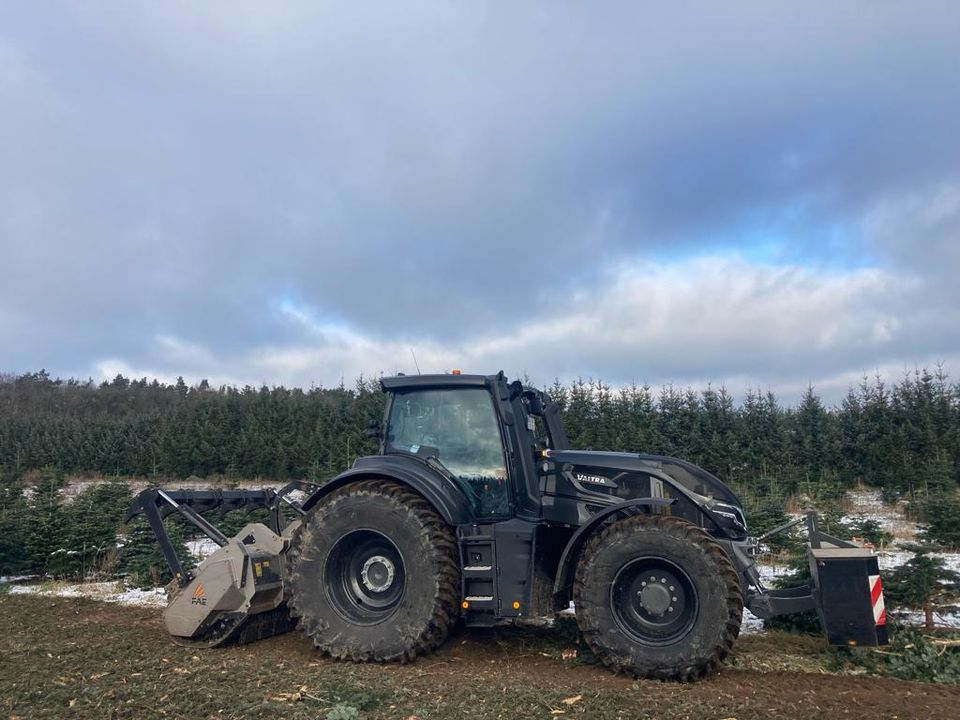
[
  {"left": 610, "top": 557, "right": 697, "bottom": 646},
  {"left": 324, "top": 529, "right": 406, "bottom": 624},
  {"left": 361, "top": 555, "right": 396, "bottom": 592},
  {"left": 638, "top": 583, "right": 672, "bottom": 615}
]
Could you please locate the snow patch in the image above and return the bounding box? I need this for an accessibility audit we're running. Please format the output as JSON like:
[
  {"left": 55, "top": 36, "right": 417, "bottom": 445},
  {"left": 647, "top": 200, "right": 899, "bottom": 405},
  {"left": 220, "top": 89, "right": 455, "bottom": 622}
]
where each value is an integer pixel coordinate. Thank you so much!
[
  {"left": 845, "top": 488, "right": 920, "bottom": 539},
  {"left": 877, "top": 549, "right": 960, "bottom": 574},
  {"left": 741, "top": 563, "right": 791, "bottom": 635},
  {"left": 8, "top": 581, "right": 167, "bottom": 607},
  {"left": 741, "top": 609, "right": 766, "bottom": 634},
  {"left": 891, "top": 609, "right": 960, "bottom": 629},
  {"left": 186, "top": 538, "right": 221, "bottom": 560}
]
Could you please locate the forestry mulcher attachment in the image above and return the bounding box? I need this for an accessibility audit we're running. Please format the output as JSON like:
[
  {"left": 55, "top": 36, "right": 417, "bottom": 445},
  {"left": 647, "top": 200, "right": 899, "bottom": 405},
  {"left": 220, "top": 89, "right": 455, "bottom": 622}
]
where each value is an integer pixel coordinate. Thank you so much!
[{"left": 128, "top": 372, "right": 887, "bottom": 680}]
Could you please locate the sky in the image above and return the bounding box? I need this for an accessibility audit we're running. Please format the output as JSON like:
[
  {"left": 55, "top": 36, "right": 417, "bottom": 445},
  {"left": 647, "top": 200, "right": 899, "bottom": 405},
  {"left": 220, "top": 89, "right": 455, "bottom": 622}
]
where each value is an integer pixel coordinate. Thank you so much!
[{"left": 1, "top": 2, "right": 959, "bottom": 405}]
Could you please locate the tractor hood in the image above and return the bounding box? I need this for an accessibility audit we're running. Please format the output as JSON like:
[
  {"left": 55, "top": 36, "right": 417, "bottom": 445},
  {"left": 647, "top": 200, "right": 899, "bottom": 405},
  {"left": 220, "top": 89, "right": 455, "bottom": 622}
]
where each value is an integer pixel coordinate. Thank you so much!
[
  {"left": 546, "top": 450, "right": 742, "bottom": 506},
  {"left": 544, "top": 449, "right": 747, "bottom": 537}
]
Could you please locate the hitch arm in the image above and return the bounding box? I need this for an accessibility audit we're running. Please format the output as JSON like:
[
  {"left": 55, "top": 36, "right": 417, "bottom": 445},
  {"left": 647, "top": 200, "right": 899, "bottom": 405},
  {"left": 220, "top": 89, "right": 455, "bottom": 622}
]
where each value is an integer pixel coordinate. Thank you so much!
[
  {"left": 125, "top": 489, "right": 200, "bottom": 586},
  {"left": 125, "top": 488, "right": 276, "bottom": 586},
  {"left": 125, "top": 484, "right": 320, "bottom": 587}
]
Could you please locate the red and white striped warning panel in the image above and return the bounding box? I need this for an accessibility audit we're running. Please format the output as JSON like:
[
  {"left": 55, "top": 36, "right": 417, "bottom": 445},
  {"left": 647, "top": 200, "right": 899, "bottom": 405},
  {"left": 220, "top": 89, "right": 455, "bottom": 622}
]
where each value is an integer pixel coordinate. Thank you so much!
[{"left": 868, "top": 573, "right": 886, "bottom": 626}]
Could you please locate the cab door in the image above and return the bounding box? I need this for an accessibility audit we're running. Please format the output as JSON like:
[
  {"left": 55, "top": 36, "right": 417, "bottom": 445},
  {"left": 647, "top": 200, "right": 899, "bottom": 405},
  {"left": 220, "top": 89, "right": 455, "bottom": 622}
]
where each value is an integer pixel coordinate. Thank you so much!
[{"left": 384, "top": 387, "right": 513, "bottom": 519}]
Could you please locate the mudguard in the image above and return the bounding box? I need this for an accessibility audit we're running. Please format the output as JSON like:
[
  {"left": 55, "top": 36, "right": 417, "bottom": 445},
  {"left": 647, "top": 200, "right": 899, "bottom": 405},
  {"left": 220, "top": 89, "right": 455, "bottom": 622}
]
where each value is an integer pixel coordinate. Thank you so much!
[
  {"left": 301, "top": 453, "right": 475, "bottom": 526},
  {"left": 551, "top": 496, "right": 675, "bottom": 597}
]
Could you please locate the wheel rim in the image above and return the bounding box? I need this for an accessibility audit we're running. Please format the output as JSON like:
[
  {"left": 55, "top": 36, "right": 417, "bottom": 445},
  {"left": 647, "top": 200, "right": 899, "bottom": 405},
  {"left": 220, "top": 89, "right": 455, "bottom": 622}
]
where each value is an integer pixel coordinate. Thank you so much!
[
  {"left": 324, "top": 529, "right": 406, "bottom": 625},
  {"left": 609, "top": 556, "right": 698, "bottom": 646}
]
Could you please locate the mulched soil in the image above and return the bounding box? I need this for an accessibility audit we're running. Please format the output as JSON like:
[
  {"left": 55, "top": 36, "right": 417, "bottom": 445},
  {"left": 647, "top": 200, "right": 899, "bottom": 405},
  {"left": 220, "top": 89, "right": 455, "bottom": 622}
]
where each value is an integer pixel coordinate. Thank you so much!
[{"left": 1, "top": 594, "right": 957, "bottom": 719}]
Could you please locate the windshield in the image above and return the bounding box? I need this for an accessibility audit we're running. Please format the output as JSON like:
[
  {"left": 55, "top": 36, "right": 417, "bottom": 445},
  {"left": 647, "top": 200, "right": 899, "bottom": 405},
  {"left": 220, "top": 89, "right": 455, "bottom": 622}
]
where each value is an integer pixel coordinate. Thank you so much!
[{"left": 386, "top": 387, "right": 510, "bottom": 516}]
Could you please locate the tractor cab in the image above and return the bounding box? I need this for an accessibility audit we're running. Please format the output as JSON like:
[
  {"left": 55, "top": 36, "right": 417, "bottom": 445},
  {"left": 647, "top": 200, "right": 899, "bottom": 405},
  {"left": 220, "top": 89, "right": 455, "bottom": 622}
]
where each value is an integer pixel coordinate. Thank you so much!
[{"left": 379, "top": 372, "right": 746, "bottom": 537}]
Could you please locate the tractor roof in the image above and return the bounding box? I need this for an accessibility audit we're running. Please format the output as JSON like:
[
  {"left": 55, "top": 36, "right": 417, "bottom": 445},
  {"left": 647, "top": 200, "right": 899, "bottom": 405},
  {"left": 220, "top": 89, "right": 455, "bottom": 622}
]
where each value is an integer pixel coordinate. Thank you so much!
[{"left": 379, "top": 373, "right": 502, "bottom": 392}]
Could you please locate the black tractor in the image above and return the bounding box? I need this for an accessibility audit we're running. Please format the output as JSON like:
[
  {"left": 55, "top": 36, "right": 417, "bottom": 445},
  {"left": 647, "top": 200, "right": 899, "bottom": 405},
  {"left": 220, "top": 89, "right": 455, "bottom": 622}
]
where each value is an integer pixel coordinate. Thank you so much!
[{"left": 129, "top": 371, "right": 888, "bottom": 680}]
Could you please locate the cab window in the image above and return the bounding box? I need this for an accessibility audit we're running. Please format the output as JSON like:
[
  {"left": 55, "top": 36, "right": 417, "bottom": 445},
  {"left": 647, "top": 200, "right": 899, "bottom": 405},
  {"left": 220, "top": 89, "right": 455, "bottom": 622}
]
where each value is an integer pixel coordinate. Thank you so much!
[{"left": 386, "top": 388, "right": 510, "bottom": 517}]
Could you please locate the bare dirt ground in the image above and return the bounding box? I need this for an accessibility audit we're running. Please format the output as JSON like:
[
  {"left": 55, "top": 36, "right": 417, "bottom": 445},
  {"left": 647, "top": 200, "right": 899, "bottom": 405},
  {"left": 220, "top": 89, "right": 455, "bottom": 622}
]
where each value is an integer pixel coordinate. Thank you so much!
[{"left": 1, "top": 595, "right": 958, "bottom": 720}]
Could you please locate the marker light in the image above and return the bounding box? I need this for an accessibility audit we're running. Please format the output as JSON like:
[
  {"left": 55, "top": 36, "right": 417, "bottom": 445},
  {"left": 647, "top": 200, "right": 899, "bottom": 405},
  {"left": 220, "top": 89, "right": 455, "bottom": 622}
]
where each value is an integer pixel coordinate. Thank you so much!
[
  {"left": 461, "top": 600, "right": 470, "bottom": 609},
  {"left": 512, "top": 601, "right": 520, "bottom": 610},
  {"left": 451, "top": 369, "right": 462, "bottom": 375}
]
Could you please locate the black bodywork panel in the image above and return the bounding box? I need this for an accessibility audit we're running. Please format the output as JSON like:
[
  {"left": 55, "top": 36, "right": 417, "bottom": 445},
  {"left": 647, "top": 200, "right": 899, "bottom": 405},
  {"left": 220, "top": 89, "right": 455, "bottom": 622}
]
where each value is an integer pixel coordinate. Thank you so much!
[
  {"left": 301, "top": 453, "right": 475, "bottom": 526},
  {"left": 809, "top": 548, "right": 888, "bottom": 646}
]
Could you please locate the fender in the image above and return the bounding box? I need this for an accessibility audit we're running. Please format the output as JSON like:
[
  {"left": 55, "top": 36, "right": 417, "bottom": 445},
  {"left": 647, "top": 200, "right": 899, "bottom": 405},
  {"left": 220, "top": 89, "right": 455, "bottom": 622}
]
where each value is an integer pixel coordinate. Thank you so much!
[
  {"left": 552, "top": 496, "right": 675, "bottom": 596},
  {"left": 301, "top": 453, "right": 475, "bottom": 526}
]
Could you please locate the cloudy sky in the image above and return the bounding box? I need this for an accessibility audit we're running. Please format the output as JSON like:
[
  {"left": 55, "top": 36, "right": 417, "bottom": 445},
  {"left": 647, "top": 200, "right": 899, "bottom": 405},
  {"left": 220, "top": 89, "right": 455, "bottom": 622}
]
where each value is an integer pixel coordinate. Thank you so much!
[{"left": 2, "top": 3, "right": 959, "bottom": 403}]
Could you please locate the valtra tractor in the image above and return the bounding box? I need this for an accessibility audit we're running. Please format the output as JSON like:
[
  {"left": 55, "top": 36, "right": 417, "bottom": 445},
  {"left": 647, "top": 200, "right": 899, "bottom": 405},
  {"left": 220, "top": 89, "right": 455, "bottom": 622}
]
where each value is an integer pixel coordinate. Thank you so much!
[{"left": 128, "top": 371, "right": 887, "bottom": 680}]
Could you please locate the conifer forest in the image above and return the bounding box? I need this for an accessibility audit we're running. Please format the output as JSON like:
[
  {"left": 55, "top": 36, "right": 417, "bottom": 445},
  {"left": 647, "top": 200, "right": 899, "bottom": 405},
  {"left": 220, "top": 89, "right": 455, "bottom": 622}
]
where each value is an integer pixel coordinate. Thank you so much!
[{"left": 1, "top": 366, "right": 958, "bottom": 579}]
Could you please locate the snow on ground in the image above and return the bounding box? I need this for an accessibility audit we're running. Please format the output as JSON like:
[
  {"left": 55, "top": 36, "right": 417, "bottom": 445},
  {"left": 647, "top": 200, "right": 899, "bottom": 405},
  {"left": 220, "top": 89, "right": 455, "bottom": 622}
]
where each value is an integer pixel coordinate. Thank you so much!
[
  {"left": 877, "top": 548, "right": 960, "bottom": 574},
  {"left": 186, "top": 537, "right": 221, "bottom": 560},
  {"left": 741, "top": 563, "right": 790, "bottom": 635},
  {"left": 894, "top": 609, "right": 960, "bottom": 629},
  {"left": 741, "top": 611, "right": 766, "bottom": 633},
  {"left": 845, "top": 488, "right": 921, "bottom": 540},
  {"left": 7, "top": 581, "right": 167, "bottom": 607}
]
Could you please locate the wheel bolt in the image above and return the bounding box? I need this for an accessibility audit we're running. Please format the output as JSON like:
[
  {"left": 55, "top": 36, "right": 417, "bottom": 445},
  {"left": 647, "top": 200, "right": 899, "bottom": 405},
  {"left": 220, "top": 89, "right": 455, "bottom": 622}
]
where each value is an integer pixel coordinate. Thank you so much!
[
  {"left": 672, "top": 596, "right": 678, "bottom": 602},
  {"left": 661, "top": 578, "right": 667, "bottom": 583},
  {"left": 669, "top": 586, "right": 675, "bottom": 591},
  {"left": 668, "top": 606, "right": 674, "bottom": 612}
]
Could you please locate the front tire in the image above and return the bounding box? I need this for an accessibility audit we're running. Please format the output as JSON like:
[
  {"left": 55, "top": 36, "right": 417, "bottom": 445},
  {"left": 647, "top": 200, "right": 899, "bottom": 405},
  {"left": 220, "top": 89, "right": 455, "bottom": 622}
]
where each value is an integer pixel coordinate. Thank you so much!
[
  {"left": 574, "top": 514, "right": 742, "bottom": 681},
  {"left": 285, "top": 480, "right": 460, "bottom": 662}
]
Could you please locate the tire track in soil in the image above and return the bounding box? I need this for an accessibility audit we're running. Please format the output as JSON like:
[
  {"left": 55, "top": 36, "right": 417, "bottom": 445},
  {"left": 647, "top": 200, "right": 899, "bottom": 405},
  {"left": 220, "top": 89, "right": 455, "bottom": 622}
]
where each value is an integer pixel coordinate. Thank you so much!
[{"left": 2, "top": 595, "right": 957, "bottom": 720}]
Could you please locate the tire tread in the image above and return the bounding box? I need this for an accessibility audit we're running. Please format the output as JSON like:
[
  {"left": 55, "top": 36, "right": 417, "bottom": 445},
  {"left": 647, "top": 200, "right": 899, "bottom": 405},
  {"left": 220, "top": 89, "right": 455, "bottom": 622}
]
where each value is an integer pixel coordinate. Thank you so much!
[
  {"left": 285, "top": 480, "right": 460, "bottom": 663},
  {"left": 573, "top": 514, "right": 742, "bottom": 681}
]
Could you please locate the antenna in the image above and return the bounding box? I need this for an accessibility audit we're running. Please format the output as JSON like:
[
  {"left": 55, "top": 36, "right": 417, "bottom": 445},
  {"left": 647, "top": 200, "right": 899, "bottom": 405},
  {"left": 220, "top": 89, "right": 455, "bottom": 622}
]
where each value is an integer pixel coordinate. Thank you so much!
[{"left": 410, "top": 347, "right": 421, "bottom": 375}]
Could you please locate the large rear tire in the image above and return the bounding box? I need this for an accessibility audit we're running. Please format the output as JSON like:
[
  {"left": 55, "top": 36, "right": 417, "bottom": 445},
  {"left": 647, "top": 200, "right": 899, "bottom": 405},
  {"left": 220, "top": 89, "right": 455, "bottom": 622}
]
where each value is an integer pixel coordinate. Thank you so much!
[
  {"left": 574, "top": 514, "right": 742, "bottom": 681},
  {"left": 285, "top": 480, "right": 460, "bottom": 662}
]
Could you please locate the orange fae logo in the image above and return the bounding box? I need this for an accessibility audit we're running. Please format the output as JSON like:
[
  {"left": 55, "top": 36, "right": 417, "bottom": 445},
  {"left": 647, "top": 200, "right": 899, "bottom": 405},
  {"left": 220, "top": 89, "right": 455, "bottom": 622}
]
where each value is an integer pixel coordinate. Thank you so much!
[{"left": 191, "top": 583, "right": 207, "bottom": 606}]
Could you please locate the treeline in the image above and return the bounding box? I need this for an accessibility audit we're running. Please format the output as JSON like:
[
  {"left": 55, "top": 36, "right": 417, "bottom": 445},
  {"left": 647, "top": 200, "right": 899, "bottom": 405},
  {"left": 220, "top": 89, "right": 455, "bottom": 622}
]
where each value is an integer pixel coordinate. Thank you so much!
[
  {"left": 0, "top": 468, "right": 197, "bottom": 581},
  {"left": 549, "top": 367, "right": 958, "bottom": 503},
  {"left": 1, "top": 367, "right": 959, "bottom": 579},
  {"left": 0, "top": 371, "right": 386, "bottom": 481},
  {"left": 0, "top": 366, "right": 958, "bottom": 501}
]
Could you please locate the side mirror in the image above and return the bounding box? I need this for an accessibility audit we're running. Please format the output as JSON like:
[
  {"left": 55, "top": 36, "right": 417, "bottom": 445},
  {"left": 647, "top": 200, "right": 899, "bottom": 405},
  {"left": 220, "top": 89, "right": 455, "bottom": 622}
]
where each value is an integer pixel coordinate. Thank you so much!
[
  {"left": 526, "top": 393, "right": 543, "bottom": 415},
  {"left": 365, "top": 418, "right": 382, "bottom": 438}
]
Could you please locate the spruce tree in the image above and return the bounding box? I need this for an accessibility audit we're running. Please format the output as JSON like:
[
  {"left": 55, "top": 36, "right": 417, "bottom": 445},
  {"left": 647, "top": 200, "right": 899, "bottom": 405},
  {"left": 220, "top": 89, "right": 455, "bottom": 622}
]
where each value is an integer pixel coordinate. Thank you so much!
[
  {"left": 920, "top": 494, "right": 960, "bottom": 547},
  {"left": 117, "top": 516, "right": 195, "bottom": 588},
  {"left": 885, "top": 543, "right": 960, "bottom": 629},
  {"left": 22, "top": 468, "right": 69, "bottom": 576},
  {"left": 0, "top": 476, "right": 27, "bottom": 575},
  {"left": 64, "top": 479, "right": 132, "bottom": 577}
]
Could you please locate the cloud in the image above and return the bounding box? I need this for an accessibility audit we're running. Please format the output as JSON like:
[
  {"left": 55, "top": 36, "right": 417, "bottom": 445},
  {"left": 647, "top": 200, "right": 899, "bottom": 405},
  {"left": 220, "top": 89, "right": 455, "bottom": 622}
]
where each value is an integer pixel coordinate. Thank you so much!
[
  {"left": 1, "top": 3, "right": 959, "bottom": 402},
  {"left": 84, "top": 253, "right": 952, "bottom": 405}
]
